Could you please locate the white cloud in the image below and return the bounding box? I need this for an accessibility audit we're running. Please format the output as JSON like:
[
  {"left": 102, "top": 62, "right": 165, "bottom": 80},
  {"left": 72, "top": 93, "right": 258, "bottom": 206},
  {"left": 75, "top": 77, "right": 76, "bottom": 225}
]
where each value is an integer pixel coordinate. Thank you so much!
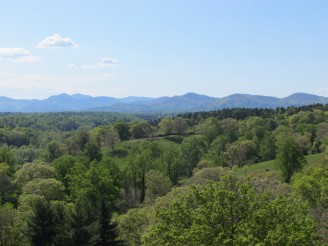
[
  {"left": 13, "top": 55, "right": 42, "bottom": 63},
  {"left": 0, "top": 47, "right": 31, "bottom": 57},
  {"left": 67, "top": 64, "right": 78, "bottom": 69},
  {"left": 0, "top": 47, "right": 41, "bottom": 63},
  {"left": 83, "top": 57, "right": 119, "bottom": 68},
  {"left": 37, "top": 34, "right": 78, "bottom": 48}
]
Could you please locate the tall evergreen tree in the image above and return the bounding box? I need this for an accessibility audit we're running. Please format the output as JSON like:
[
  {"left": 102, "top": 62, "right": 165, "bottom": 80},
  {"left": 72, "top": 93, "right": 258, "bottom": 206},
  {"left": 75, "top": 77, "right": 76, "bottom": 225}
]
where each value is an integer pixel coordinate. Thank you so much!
[
  {"left": 24, "top": 199, "right": 57, "bottom": 246},
  {"left": 95, "top": 199, "right": 124, "bottom": 246}
]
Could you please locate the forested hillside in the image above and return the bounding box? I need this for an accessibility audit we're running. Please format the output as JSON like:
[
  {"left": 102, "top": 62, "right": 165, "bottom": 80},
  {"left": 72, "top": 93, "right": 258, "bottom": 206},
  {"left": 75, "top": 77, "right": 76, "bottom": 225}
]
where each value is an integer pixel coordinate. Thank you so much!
[{"left": 0, "top": 104, "right": 328, "bottom": 245}]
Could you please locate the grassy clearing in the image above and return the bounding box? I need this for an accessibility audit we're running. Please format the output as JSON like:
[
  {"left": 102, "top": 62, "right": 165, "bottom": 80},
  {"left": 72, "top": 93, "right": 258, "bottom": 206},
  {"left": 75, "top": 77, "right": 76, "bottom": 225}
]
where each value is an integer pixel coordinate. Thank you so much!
[
  {"left": 103, "top": 137, "right": 182, "bottom": 170},
  {"left": 235, "top": 152, "right": 326, "bottom": 179}
]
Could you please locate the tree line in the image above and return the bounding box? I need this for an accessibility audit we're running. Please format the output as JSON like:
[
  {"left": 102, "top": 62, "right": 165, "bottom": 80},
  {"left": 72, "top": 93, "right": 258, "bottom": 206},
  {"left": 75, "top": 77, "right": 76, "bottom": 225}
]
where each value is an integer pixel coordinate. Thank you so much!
[{"left": 0, "top": 104, "right": 327, "bottom": 245}]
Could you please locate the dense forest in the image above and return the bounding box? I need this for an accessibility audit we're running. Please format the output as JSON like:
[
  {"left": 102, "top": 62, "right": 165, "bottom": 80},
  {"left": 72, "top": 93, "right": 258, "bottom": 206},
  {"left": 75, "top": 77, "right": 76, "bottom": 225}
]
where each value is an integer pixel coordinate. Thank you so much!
[{"left": 0, "top": 104, "right": 328, "bottom": 245}]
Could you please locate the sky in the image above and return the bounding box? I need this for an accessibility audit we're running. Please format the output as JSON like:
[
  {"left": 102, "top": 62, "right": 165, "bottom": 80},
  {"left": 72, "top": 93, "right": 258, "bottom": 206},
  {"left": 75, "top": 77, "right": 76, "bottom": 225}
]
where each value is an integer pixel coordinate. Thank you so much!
[{"left": 0, "top": 0, "right": 327, "bottom": 99}]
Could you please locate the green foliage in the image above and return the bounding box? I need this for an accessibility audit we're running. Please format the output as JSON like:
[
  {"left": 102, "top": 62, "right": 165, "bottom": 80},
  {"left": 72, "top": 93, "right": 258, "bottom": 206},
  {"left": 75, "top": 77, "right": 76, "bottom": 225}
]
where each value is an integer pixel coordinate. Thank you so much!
[
  {"left": 195, "top": 117, "right": 221, "bottom": 145},
  {"left": 114, "top": 121, "right": 131, "bottom": 141},
  {"left": 292, "top": 167, "right": 328, "bottom": 208},
  {"left": 223, "top": 140, "right": 257, "bottom": 167},
  {"left": 92, "top": 125, "right": 120, "bottom": 152},
  {"left": 15, "top": 163, "right": 55, "bottom": 189},
  {"left": 0, "top": 105, "right": 327, "bottom": 245},
  {"left": 159, "top": 147, "right": 185, "bottom": 184},
  {"left": 181, "top": 136, "right": 206, "bottom": 176},
  {"left": 45, "top": 141, "right": 63, "bottom": 163},
  {"left": 51, "top": 155, "right": 77, "bottom": 193},
  {"left": 276, "top": 136, "right": 306, "bottom": 182},
  {"left": 131, "top": 121, "right": 152, "bottom": 139},
  {"left": 24, "top": 198, "right": 69, "bottom": 246},
  {"left": 125, "top": 142, "right": 163, "bottom": 204},
  {"left": 84, "top": 140, "right": 102, "bottom": 162},
  {"left": 0, "top": 205, "right": 17, "bottom": 246},
  {"left": 70, "top": 202, "right": 95, "bottom": 246},
  {"left": 95, "top": 199, "right": 124, "bottom": 246},
  {"left": 68, "top": 161, "right": 121, "bottom": 210},
  {"left": 115, "top": 206, "right": 152, "bottom": 246},
  {"left": 0, "top": 164, "right": 12, "bottom": 204},
  {"left": 191, "top": 166, "right": 230, "bottom": 184},
  {"left": 158, "top": 117, "right": 174, "bottom": 135},
  {"left": 22, "top": 178, "right": 66, "bottom": 201},
  {"left": 174, "top": 117, "right": 188, "bottom": 138},
  {"left": 143, "top": 175, "right": 318, "bottom": 245},
  {"left": 145, "top": 170, "right": 173, "bottom": 203},
  {"left": 0, "top": 145, "right": 16, "bottom": 175}
]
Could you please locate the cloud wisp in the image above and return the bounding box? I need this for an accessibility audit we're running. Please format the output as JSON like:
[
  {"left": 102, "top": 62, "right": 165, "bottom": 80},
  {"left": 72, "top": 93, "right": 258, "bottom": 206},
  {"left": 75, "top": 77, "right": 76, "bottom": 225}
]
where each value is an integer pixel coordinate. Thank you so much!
[
  {"left": 67, "top": 64, "right": 78, "bottom": 69},
  {"left": 37, "top": 34, "right": 78, "bottom": 48},
  {"left": 0, "top": 47, "right": 42, "bottom": 63},
  {"left": 83, "top": 57, "right": 119, "bottom": 68},
  {"left": 0, "top": 48, "right": 31, "bottom": 57}
]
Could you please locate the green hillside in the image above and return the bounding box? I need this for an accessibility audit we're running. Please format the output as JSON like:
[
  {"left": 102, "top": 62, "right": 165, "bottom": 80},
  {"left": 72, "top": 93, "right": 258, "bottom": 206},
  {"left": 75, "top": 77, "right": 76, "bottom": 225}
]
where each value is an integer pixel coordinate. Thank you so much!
[{"left": 235, "top": 151, "right": 326, "bottom": 178}]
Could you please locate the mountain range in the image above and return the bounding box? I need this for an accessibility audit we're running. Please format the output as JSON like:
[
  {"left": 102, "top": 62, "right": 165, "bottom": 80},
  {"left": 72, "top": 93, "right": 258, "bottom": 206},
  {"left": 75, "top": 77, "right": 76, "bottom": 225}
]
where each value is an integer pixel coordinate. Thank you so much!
[{"left": 0, "top": 92, "right": 327, "bottom": 113}]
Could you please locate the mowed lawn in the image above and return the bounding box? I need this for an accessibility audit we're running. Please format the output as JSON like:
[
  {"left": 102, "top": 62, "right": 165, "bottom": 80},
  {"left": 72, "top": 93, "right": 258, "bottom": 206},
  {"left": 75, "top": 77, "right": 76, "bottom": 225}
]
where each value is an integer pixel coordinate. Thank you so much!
[{"left": 235, "top": 152, "right": 326, "bottom": 178}]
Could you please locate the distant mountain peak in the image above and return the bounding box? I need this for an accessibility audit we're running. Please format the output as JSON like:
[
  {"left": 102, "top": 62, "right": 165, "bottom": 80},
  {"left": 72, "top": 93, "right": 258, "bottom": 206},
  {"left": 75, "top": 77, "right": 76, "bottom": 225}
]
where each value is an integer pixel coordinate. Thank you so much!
[
  {"left": 0, "top": 92, "right": 327, "bottom": 113},
  {"left": 285, "top": 92, "right": 321, "bottom": 99}
]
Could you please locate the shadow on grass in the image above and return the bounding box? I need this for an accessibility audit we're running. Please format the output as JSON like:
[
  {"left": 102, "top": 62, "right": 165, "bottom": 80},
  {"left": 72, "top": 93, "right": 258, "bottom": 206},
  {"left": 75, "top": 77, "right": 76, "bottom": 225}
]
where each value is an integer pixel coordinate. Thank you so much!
[
  {"left": 111, "top": 149, "right": 129, "bottom": 158},
  {"left": 164, "top": 135, "right": 183, "bottom": 144}
]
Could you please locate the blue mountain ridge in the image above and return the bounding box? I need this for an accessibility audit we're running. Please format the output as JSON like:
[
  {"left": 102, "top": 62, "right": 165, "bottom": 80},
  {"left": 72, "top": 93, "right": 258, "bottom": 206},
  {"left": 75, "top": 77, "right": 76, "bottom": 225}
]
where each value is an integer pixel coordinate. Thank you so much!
[{"left": 0, "top": 92, "right": 327, "bottom": 113}]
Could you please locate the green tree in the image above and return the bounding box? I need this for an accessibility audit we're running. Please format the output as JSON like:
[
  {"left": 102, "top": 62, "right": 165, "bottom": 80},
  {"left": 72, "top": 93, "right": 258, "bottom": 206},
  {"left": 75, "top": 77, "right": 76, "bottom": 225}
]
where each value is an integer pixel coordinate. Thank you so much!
[
  {"left": 116, "top": 206, "right": 151, "bottom": 246},
  {"left": 223, "top": 140, "right": 257, "bottom": 168},
  {"left": 181, "top": 136, "right": 205, "bottom": 176},
  {"left": 0, "top": 205, "right": 17, "bottom": 246},
  {"left": 45, "top": 141, "right": 63, "bottom": 163},
  {"left": 70, "top": 202, "right": 94, "bottom": 246},
  {"left": 114, "top": 121, "right": 131, "bottom": 141},
  {"left": 22, "top": 178, "right": 66, "bottom": 201},
  {"left": 84, "top": 140, "right": 102, "bottom": 162},
  {"left": 158, "top": 118, "right": 174, "bottom": 135},
  {"left": 258, "top": 132, "right": 276, "bottom": 161},
  {"left": 52, "top": 155, "right": 77, "bottom": 194},
  {"left": 276, "top": 136, "right": 306, "bottom": 183},
  {"left": 220, "top": 118, "right": 239, "bottom": 141},
  {"left": 126, "top": 142, "right": 162, "bottom": 203},
  {"left": 174, "top": 117, "right": 188, "bottom": 138},
  {"left": 93, "top": 125, "right": 120, "bottom": 153},
  {"left": 292, "top": 167, "right": 328, "bottom": 207},
  {"left": 292, "top": 166, "right": 328, "bottom": 243},
  {"left": 95, "top": 199, "right": 124, "bottom": 246},
  {"left": 131, "top": 121, "right": 152, "bottom": 139},
  {"left": 143, "top": 175, "right": 318, "bottom": 245},
  {"left": 145, "top": 170, "right": 173, "bottom": 203},
  {"left": 103, "top": 127, "right": 120, "bottom": 153},
  {"left": 15, "top": 163, "right": 55, "bottom": 189},
  {"left": 24, "top": 199, "right": 68, "bottom": 246},
  {"left": 76, "top": 130, "right": 90, "bottom": 151},
  {"left": 209, "top": 134, "right": 232, "bottom": 166},
  {"left": 0, "top": 145, "right": 16, "bottom": 175},
  {"left": 69, "top": 162, "right": 120, "bottom": 211},
  {"left": 0, "top": 163, "right": 12, "bottom": 204},
  {"left": 195, "top": 117, "right": 220, "bottom": 145},
  {"left": 159, "top": 147, "right": 185, "bottom": 185}
]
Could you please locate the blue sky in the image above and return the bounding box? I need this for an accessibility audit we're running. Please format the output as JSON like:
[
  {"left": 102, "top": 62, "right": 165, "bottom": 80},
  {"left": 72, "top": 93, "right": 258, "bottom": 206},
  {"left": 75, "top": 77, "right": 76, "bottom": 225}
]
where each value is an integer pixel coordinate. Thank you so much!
[{"left": 0, "top": 0, "right": 327, "bottom": 99}]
